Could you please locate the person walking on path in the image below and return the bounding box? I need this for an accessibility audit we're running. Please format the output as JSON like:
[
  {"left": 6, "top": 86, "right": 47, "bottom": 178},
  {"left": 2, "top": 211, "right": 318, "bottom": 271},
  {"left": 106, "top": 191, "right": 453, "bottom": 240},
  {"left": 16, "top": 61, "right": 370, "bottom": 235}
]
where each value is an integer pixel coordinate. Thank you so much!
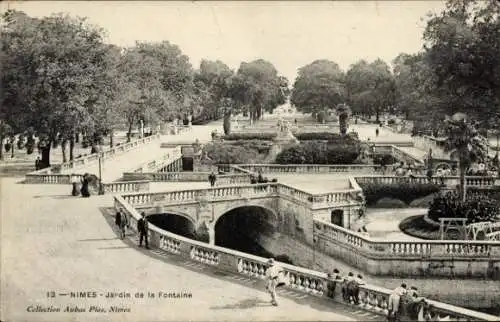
[
  {"left": 115, "top": 209, "right": 122, "bottom": 231},
  {"left": 137, "top": 212, "right": 149, "bottom": 249},
  {"left": 208, "top": 171, "right": 217, "bottom": 187},
  {"left": 118, "top": 210, "right": 128, "bottom": 240},
  {"left": 265, "top": 258, "right": 283, "bottom": 306}
]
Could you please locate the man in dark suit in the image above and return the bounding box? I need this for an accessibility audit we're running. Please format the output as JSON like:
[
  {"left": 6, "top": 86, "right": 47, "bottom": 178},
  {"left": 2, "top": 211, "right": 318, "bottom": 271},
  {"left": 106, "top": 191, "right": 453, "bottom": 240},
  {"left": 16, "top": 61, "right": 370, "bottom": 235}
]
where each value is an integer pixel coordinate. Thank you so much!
[{"left": 137, "top": 212, "right": 149, "bottom": 249}]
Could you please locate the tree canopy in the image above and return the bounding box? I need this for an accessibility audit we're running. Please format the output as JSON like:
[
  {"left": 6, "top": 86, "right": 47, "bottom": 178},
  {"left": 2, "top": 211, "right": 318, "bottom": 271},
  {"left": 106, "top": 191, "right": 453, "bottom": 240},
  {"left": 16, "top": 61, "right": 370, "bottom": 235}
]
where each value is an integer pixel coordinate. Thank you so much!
[{"left": 291, "top": 60, "right": 346, "bottom": 115}]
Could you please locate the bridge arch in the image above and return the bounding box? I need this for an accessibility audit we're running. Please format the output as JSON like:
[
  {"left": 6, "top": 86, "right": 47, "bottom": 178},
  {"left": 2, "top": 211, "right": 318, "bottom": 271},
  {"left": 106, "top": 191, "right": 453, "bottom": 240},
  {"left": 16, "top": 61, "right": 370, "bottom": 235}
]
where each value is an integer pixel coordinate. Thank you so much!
[
  {"left": 214, "top": 205, "right": 280, "bottom": 254},
  {"left": 215, "top": 204, "right": 279, "bottom": 226},
  {"left": 147, "top": 211, "right": 197, "bottom": 240}
]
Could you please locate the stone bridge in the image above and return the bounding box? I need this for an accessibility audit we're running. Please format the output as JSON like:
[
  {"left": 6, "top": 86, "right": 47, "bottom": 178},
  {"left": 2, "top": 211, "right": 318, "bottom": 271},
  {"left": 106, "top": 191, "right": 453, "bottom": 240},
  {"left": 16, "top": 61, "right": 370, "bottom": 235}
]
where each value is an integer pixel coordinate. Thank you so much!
[{"left": 121, "top": 183, "right": 364, "bottom": 245}]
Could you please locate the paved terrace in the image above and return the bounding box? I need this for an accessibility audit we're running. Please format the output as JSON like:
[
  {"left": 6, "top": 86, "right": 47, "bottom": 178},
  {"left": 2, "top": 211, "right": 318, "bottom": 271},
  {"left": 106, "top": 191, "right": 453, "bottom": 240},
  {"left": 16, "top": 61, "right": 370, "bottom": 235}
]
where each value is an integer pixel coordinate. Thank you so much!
[{"left": 1, "top": 178, "right": 379, "bottom": 322}]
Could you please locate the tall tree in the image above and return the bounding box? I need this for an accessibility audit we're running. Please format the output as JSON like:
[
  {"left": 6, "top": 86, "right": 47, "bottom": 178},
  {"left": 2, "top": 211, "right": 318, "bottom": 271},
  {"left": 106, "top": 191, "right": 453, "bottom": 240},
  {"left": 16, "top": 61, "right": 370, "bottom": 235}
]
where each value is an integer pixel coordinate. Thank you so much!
[
  {"left": 423, "top": 0, "right": 500, "bottom": 125},
  {"left": 291, "top": 60, "right": 346, "bottom": 118},
  {"left": 194, "top": 60, "right": 234, "bottom": 122},
  {"left": 1, "top": 10, "right": 115, "bottom": 168},
  {"left": 232, "top": 59, "right": 286, "bottom": 123},
  {"left": 345, "top": 59, "right": 395, "bottom": 122}
]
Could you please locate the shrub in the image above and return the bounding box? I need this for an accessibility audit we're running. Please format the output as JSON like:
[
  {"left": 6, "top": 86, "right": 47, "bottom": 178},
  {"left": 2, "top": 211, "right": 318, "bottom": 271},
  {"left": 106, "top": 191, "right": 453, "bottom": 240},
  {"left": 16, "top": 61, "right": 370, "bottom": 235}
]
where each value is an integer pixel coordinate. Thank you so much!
[
  {"left": 427, "top": 191, "right": 499, "bottom": 224},
  {"left": 275, "top": 140, "right": 362, "bottom": 164},
  {"left": 359, "top": 182, "right": 440, "bottom": 206},
  {"left": 223, "top": 140, "right": 272, "bottom": 154},
  {"left": 388, "top": 119, "right": 396, "bottom": 125},
  {"left": 202, "top": 142, "right": 267, "bottom": 164},
  {"left": 222, "top": 133, "right": 276, "bottom": 140}
]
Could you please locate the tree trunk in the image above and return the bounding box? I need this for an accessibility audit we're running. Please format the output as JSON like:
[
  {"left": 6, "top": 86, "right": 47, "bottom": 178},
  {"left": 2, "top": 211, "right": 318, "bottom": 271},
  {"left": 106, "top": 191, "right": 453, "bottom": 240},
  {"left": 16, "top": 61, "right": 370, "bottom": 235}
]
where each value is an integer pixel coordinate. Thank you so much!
[
  {"left": 61, "top": 139, "right": 68, "bottom": 163},
  {"left": 10, "top": 139, "right": 14, "bottom": 158},
  {"left": 0, "top": 135, "right": 3, "bottom": 161},
  {"left": 223, "top": 111, "right": 232, "bottom": 135},
  {"left": 127, "top": 121, "right": 134, "bottom": 143},
  {"left": 75, "top": 133, "right": 80, "bottom": 143},
  {"left": 459, "top": 162, "right": 467, "bottom": 202},
  {"left": 69, "top": 136, "right": 75, "bottom": 161},
  {"left": 109, "top": 129, "right": 114, "bottom": 148},
  {"left": 40, "top": 143, "right": 51, "bottom": 169},
  {"left": 375, "top": 108, "right": 380, "bottom": 123}
]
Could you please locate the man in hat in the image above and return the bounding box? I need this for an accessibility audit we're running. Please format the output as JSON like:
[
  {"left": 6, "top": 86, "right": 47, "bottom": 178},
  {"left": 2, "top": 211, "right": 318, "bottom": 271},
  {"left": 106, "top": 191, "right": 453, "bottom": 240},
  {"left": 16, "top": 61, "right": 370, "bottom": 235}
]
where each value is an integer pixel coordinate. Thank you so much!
[{"left": 265, "top": 258, "right": 283, "bottom": 306}]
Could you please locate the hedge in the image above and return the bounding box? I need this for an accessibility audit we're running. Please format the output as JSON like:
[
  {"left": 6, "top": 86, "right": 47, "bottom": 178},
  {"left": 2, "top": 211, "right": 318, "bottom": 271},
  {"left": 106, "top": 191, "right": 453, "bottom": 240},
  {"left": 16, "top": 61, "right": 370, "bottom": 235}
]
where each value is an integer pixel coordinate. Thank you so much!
[
  {"left": 222, "top": 133, "right": 277, "bottom": 140},
  {"left": 294, "top": 132, "right": 359, "bottom": 142},
  {"left": 202, "top": 142, "right": 267, "bottom": 164},
  {"left": 358, "top": 182, "right": 440, "bottom": 206},
  {"left": 275, "top": 140, "right": 362, "bottom": 164},
  {"left": 222, "top": 140, "right": 272, "bottom": 154},
  {"left": 222, "top": 132, "right": 361, "bottom": 142}
]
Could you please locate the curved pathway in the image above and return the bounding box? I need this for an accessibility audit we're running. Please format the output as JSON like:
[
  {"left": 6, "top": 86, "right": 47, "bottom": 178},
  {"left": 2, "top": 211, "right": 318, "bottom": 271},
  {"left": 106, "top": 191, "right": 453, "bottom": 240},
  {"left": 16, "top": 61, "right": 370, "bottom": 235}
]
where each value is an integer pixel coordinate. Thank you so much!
[{"left": 1, "top": 178, "right": 378, "bottom": 321}]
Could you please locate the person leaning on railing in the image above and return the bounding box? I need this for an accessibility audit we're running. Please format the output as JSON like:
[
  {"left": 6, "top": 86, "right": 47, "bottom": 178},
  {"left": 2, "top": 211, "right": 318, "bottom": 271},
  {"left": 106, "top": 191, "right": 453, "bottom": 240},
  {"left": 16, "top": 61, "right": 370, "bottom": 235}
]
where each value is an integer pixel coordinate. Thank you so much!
[
  {"left": 326, "top": 268, "right": 342, "bottom": 299},
  {"left": 388, "top": 283, "right": 407, "bottom": 322}
]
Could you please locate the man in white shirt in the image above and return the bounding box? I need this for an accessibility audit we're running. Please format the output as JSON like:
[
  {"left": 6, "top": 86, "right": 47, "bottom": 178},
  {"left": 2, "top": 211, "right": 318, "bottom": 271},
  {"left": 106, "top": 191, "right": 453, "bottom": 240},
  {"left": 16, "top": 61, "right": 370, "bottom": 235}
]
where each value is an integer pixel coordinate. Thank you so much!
[
  {"left": 265, "top": 258, "right": 283, "bottom": 306},
  {"left": 388, "top": 283, "right": 407, "bottom": 321}
]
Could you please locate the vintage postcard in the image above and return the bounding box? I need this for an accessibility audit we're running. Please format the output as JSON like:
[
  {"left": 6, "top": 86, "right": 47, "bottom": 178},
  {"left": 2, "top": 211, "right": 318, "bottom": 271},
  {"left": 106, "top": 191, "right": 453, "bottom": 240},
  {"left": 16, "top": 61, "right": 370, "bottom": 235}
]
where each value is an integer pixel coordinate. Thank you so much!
[{"left": 1, "top": 1, "right": 499, "bottom": 321}]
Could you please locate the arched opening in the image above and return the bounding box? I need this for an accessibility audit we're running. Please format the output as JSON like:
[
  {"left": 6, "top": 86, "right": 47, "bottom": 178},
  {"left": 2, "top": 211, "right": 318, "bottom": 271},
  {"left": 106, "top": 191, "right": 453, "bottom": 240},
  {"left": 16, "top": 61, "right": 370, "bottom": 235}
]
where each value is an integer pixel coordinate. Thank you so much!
[
  {"left": 147, "top": 213, "right": 198, "bottom": 240},
  {"left": 214, "top": 206, "right": 293, "bottom": 264}
]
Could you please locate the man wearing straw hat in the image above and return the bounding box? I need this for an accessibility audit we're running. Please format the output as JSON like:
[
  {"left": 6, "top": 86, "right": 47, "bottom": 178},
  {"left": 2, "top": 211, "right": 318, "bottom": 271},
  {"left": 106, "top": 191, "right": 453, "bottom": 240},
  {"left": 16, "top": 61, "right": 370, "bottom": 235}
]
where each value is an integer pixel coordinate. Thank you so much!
[{"left": 265, "top": 258, "right": 283, "bottom": 306}]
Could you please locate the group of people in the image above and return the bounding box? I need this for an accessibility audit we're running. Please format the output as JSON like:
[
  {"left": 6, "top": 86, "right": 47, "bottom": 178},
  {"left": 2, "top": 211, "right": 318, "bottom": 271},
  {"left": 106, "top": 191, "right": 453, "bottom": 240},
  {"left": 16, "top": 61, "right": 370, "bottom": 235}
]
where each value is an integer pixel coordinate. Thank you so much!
[
  {"left": 114, "top": 210, "right": 149, "bottom": 248},
  {"left": 428, "top": 191, "right": 499, "bottom": 224},
  {"left": 70, "top": 173, "right": 94, "bottom": 197},
  {"left": 325, "top": 269, "right": 365, "bottom": 304},
  {"left": 388, "top": 283, "right": 428, "bottom": 322}
]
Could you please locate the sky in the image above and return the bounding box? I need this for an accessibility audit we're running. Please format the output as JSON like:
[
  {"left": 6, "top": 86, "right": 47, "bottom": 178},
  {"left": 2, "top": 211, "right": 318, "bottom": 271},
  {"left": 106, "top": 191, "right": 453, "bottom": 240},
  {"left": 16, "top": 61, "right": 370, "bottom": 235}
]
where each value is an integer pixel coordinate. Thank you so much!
[{"left": 2, "top": 1, "right": 447, "bottom": 83}]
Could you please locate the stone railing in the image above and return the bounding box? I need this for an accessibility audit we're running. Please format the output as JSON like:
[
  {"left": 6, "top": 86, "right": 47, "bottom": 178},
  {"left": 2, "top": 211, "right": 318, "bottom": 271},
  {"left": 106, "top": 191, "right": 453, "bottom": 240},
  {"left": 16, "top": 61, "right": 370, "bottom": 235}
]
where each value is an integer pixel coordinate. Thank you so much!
[
  {"left": 354, "top": 175, "right": 498, "bottom": 187},
  {"left": 113, "top": 195, "right": 498, "bottom": 321},
  {"left": 121, "top": 183, "right": 280, "bottom": 207},
  {"left": 119, "top": 182, "right": 358, "bottom": 210},
  {"left": 122, "top": 171, "right": 251, "bottom": 185},
  {"left": 132, "top": 148, "right": 182, "bottom": 173},
  {"left": 413, "top": 135, "right": 451, "bottom": 160},
  {"left": 233, "top": 164, "right": 382, "bottom": 174},
  {"left": 314, "top": 219, "right": 500, "bottom": 269},
  {"left": 103, "top": 180, "right": 150, "bottom": 194},
  {"left": 24, "top": 173, "right": 76, "bottom": 184},
  {"left": 390, "top": 145, "right": 424, "bottom": 165},
  {"left": 25, "top": 134, "right": 162, "bottom": 182}
]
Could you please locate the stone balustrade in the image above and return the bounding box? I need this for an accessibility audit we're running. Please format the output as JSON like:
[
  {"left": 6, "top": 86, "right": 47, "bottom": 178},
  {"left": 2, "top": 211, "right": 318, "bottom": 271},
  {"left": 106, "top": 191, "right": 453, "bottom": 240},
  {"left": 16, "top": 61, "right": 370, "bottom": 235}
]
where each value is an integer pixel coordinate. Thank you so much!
[
  {"left": 103, "top": 180, "right": 150, "bottom": 194},
  {"left": 234, "top": 164, "right": 382, "bottom": 174},
  {"left": 24, "top": 173, "right": 82, "bottom": 184},
  {"left": 132, "top": 149, "right": 182, "bottom": 173},
  {"left": 122, "top": 171, "right": 251, "bottom": 185},
  {"left": 354, "top": 175, "right": 498, "bottom": 187},
  {"left": 120, "top": 182, "right": 358, "bottom": 209},
  {"left": 314, "top": 218, "right": 500, "bottom": 261},
  {"left": 25, "top": 134, "right": 162, "bottom": 183},
  {"left": 120, "top": 183, "right": 281, "bottom": 207},
  {"left": 113, "top": 195, "right": 498, "bottom": 321}
]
